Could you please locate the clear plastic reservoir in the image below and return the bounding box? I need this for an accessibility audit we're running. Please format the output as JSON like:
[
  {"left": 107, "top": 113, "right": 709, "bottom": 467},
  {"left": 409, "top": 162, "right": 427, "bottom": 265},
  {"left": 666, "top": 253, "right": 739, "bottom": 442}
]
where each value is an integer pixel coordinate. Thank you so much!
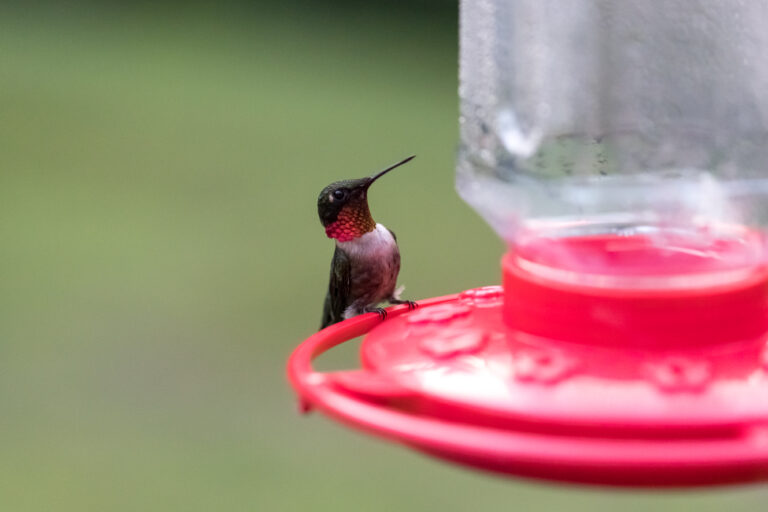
[{"left": 458, "top": 0, "right": 768, "bottom": 286}]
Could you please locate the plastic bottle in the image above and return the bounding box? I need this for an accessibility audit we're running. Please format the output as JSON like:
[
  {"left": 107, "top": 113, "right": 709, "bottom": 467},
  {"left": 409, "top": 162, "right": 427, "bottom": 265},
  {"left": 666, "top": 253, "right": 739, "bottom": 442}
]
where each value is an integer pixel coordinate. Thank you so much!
[{"left": 458, "top": 0, "right": 768, "bottom": 288}]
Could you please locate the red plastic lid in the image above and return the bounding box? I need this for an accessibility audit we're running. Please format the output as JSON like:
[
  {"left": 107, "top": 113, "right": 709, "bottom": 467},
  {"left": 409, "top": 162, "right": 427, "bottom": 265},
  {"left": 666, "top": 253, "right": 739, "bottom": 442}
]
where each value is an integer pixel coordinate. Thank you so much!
[{"left": 288, "top": 232, "right": 768, "bottom": 486}]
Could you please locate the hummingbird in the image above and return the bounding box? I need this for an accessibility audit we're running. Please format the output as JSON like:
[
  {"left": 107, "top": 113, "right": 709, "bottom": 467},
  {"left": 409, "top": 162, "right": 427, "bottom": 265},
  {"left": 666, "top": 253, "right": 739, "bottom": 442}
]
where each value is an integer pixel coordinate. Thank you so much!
[{"left": 317, "top": 155, "right": 418, "bottom": 329}]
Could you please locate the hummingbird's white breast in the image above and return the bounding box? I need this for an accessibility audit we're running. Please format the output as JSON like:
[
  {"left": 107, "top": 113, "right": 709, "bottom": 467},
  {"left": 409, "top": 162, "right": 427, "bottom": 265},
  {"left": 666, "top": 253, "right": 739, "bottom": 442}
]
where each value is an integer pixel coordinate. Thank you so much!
[
  {"left": 336, "top": 223, "right": 397, "bottom": 258},
  {"left": 337, "top": 223, "right": 401, "bottom": 319}
]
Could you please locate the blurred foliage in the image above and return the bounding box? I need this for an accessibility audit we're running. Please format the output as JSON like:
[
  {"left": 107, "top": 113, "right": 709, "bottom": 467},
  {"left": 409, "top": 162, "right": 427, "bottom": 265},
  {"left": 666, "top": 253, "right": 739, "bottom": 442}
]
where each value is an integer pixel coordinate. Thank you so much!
[{"left": 0, "top": 2, "right": 765, "bottom": 511}]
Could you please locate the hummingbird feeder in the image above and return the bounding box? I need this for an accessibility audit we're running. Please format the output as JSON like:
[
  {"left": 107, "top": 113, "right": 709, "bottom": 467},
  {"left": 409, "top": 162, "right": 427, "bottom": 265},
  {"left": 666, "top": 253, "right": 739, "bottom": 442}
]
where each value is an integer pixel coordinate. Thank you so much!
[{"left": 288, "top": 0, "right": 768, "bottom": 486}]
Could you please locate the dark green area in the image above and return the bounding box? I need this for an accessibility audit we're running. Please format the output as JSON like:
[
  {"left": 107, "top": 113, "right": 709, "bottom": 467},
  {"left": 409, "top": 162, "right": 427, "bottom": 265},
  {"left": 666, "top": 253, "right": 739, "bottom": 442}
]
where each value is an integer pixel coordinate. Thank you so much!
[{"left": 0, "top": 3, "right": 765, "bottom": 510}]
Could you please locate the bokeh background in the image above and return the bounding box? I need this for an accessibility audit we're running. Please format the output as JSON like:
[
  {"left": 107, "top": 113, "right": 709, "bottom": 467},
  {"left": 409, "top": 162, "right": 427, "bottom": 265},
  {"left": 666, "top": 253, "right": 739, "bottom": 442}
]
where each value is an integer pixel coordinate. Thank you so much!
[{"left": 2, "top": 1, "right": 766, "bottom": 510}]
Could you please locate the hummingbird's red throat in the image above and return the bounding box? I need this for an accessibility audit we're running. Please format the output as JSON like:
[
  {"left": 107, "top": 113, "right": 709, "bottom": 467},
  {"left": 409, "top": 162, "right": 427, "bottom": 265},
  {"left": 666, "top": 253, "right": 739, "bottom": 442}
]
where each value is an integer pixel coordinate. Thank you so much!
[{"left": 325, "top": 204, "right": 376, "bottom": 242}]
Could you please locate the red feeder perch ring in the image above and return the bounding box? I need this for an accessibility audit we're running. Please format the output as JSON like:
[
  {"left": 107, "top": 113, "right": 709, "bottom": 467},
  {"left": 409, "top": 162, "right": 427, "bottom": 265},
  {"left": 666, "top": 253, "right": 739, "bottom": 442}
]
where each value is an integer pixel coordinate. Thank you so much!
[{"left": 288, "top": 235, "right": 768, "bottom": 487}]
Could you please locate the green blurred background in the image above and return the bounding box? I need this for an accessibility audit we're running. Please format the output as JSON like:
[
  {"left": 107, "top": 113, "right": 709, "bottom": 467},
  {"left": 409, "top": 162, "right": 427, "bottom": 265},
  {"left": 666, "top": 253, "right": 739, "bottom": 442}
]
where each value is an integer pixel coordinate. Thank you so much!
[{"left": 1, "top": 1, "right": 766, "bottom": 510}]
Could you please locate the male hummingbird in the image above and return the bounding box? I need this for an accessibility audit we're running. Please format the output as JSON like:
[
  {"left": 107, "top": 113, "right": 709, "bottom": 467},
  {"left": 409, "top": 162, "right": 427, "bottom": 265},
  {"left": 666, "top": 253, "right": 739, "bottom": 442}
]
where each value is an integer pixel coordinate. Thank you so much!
[{"left": 317, "top": 155, "right": 418, "bottom": 329}]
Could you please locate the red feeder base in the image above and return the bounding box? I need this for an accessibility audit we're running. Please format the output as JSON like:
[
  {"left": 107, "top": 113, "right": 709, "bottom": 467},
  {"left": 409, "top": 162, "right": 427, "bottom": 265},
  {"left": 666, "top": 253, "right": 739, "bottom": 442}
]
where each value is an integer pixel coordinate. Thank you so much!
[{"left": 288, "top": 233, "right": 768, "bottom": 486}]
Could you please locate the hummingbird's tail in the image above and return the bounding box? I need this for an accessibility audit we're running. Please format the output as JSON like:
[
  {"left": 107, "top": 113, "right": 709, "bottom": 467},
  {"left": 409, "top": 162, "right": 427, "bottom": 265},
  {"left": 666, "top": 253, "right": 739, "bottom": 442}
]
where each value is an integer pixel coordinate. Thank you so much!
[{"left": 320, "top": 292, "right": 334, "bottom": 330}]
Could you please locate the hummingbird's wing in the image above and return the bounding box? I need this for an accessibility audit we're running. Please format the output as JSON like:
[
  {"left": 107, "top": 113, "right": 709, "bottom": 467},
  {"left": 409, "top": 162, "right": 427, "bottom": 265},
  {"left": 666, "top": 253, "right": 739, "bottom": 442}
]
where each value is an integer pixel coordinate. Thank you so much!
[
  {"left": 385, "top": 228, "right": 401, "bottom": 299},
  {"left": 320, "top": 246, "right": 352, "bottom": 329},
  {"left": 386, "top": 227, "right": 401, "bottom": 275}
]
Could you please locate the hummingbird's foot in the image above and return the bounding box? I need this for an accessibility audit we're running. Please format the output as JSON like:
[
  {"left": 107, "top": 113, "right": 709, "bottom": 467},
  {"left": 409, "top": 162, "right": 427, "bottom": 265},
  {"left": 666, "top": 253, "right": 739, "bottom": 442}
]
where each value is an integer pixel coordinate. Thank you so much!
[
  {"left": 388, "top": 298, "right": 419, "bottom": 310},
  {"left": 364, "top": 306, "right": 388, "bottom": 321}
]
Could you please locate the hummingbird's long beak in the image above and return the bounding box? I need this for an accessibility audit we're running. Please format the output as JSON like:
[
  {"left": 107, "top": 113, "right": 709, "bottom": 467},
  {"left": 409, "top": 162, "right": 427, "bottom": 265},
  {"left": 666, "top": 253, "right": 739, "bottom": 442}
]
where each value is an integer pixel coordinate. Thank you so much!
[{"left": 365, "top": 155, "right": 416, "bottom": 188}]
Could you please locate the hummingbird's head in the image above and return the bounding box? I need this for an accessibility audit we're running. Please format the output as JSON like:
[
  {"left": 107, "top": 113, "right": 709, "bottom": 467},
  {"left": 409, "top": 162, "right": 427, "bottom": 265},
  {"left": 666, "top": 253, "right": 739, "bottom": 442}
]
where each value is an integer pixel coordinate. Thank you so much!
[{"left": 317, "top": 155, "right": 415, "bottom": 242}]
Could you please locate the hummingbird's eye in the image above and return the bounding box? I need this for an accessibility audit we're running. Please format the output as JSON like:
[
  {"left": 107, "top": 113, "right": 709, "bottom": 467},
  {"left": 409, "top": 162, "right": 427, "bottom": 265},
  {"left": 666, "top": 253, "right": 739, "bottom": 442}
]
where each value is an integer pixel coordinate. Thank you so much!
[{"left": 332, "top": 189, "right": 346, "bottom": 201}]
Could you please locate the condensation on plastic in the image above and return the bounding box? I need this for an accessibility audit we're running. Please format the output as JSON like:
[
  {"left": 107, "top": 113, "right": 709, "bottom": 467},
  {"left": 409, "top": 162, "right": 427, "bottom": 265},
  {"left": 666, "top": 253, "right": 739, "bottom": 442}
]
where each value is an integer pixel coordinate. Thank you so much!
[{"left": 458, "top": 0, "right": 768, "bottom": 249}]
